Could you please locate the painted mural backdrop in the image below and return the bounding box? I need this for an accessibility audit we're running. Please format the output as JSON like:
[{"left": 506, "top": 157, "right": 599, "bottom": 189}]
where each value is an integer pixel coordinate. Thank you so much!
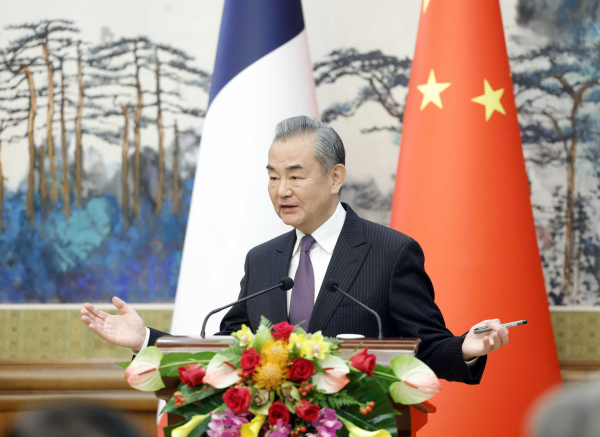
[
  {"left": 0, "top": 19, "right": 209, "bottom": 302},
  {"left": 0, "top": 0, "right": 598, "bottom": 307},
  {"left": 317, "top": 0, "right": 600, "bottom": 307}
]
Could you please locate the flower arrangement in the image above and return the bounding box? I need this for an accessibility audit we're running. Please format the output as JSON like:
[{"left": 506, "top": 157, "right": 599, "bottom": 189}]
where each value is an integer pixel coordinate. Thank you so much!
[{"left": 121, "top": 318, "right": 441, "bottom": 437}]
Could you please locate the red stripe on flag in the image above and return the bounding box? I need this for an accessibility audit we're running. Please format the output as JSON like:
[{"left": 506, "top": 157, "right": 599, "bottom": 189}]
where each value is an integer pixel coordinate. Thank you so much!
[
  {"left": 157, "top": 410, "right": 168, "bottom": 437},
  {"left": 390, "top": 1, "right": 562, "bottom": 436}
]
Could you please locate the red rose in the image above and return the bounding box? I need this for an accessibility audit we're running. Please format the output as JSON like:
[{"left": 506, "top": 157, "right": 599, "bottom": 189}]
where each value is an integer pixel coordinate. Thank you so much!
[
  {"left": 295, "top": 399, "right": 320, "bottom": 422},
  {"left": 349, "top": 347, "right": 377, "bottom": 377},
  {"left": 268, "top": 400, "right": 290, "bottom": 426},
  {"left": 288, "top": 358, "right": 315, "bottom": 382},
  {"left": 178, "top": 363, "right": 206, "bottom": 387},
  {"left": 240, "top": 348, "right": 262, "bottom": 373},
  {"left": 223, "top": 386, "right": 251, "bottom": 414},
  {"left": 272, "top": 322, "right": 296, "bottom": 342}
]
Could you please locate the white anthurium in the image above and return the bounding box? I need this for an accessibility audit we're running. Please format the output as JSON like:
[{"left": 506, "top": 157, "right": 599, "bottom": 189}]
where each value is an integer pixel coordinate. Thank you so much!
[
  {"left": 203, "top": 352, "right": 242, "bottom": 388},
  {"left": 124, "top": 346, "right": 165, "bottom": 391},
  {"left": 312, "top": 354, "right": 350, "bottom": 394},
  {"left": 388, "top": 355, "right": 441, "bottom": 404}
]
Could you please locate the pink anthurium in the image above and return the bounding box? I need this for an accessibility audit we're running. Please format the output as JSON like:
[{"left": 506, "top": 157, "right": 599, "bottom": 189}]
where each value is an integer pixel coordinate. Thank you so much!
[
  {"left": 124, "top": 346, "right": 165, "bottom": 392},
  {"left": 203, "top": 352, "right": 242, "bottom": 388},
  {"left": 388, "top": 355, "right": 440, "bottom": 404},
  {"left": 312, "top": 355, "right": 350, "bottom": 394}
]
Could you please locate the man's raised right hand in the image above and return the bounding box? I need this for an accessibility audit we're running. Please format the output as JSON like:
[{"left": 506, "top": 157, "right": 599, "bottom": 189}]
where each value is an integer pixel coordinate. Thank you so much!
[{"left": 81, "top": 297, "right": 147, "bottom": 351}]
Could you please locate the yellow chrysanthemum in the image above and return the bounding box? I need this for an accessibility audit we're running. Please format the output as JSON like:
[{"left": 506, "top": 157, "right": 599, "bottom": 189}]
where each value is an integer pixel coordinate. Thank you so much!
[
  {"left": 252, "top": 360, "right": 288, "bottom": 391},
  {"left": 260, "top": 340, "right": 289, "bottom": 364},
  {"left": 301, "top": 333, "right": 330, "bottom": 360},
  {"left": 287, "top": 333, "right": 306, "bottom": 351},
  {"left": 234, "top": 324, "right": 253, "bottom": 347},
  {"left": 252, "top": 340, "right": 290, "bottom": 390}
]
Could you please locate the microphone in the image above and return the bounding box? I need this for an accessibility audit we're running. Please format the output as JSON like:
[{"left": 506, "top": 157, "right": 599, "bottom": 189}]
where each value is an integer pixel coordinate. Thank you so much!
[
  {"left": 324, "top": 279, "right": 383, "bottom": 340},
  {"left": 200, "top": 277, "right": 294, "bottom": 338}
]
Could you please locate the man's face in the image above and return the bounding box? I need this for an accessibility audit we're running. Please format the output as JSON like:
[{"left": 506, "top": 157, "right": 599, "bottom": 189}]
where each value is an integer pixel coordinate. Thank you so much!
[{"left": 267, "top": 135, "right": 338, "bottom": 234}]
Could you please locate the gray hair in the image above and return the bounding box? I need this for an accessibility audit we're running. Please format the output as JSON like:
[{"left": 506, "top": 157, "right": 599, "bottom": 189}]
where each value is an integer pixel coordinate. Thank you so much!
[{"left": 272, "top": 116, "right": 345, "bottom": 175}]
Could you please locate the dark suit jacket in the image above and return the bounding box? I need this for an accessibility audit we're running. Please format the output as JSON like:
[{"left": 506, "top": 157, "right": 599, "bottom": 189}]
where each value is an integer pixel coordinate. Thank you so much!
[{"left": 150, "top": 203, "right": 486, "bottom": 384}]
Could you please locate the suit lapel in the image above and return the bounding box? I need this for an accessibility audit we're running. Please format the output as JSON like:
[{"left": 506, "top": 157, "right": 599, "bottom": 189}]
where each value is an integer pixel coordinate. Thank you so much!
[
  {"left": 307, "top": 204, "right": 371, "bottom": 333},
  {"left": 266, "top": 229, "right": 296, "bottom": 324}
]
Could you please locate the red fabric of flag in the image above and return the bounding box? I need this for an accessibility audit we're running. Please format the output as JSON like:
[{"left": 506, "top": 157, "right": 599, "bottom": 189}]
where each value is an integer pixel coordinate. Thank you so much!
[{"left": 390, "top": 1, "right": 562, "bottom": 436}]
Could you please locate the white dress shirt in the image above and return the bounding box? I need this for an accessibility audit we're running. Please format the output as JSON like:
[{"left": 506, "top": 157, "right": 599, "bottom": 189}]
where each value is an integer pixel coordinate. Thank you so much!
[{"left": 287, "top": 202, "right": 346, "bottom": 313}]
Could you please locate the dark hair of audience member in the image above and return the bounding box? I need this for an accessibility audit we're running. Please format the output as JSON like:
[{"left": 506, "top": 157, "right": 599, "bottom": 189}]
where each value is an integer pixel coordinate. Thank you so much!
[{"left": 8, "top": 403, "right": 144, "bottom": 437}]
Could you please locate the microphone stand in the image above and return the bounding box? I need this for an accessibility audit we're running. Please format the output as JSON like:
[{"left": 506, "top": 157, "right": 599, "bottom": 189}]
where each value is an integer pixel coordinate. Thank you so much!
[
  {"left": 330, "top": 283, "right": 383, "bottom": 340},
  {"left": 200, "top": 279, "right": 292, "bottom": 338}
]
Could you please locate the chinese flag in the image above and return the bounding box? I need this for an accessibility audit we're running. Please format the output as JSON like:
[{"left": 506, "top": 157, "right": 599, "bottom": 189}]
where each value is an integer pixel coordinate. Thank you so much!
[{"left": 390, "top": 1, "right": 562, "bottom": 436}]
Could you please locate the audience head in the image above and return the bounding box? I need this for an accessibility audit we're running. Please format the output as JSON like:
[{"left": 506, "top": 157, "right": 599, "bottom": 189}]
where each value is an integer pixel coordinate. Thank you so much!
[
  {"left": 8, "top": 403, "right": 144, "bottom": 437},
  {"left": 530, "top": 378, "right": 600, "bottom": 437}
]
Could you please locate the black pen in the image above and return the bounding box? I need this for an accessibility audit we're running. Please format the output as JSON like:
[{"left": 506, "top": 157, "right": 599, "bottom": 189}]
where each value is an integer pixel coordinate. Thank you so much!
[{"left": 474, "top": 320, "right": 527, "bottom": 334}]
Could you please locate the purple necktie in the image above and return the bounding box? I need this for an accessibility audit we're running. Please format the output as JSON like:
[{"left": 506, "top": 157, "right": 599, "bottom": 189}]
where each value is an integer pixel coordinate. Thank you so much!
[{"left": 289, "top": 235, "right": 316, "bottom": 330}]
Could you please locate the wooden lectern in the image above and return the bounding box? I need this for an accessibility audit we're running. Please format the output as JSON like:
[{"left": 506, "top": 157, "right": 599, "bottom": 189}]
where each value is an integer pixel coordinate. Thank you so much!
[{"left": 156, "top": 336, "right": 436, "bottom": 437}]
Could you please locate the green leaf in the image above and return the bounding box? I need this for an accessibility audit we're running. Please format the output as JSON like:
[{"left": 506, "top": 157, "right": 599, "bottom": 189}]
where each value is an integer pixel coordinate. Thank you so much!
[
  {"left": 115, "top": 361, "right": 130, "bottom": 369},
  {"left": 341, "top": 372, "right": 399, "bottom": 437},
  {"left": 259, "top": 315, "right": 273, "bottom": 330},
  {"left": 370, "top": 364, "right": 399, "bottom": 388},
  {"left": 161, "top": 382, "right": 223, "bottom": 414},
  {"left": 327, "top": 390, "right": 360, "bottom": 409},
  {"left": 336, "top": 409, "right": 380, "bottom": 432},
  {"left": 219, "top": 352, "right": 241, "bottom": 367},
  {"left": 187, "top": 418, "right": 212, "bottom": 437},
  {"left": 374, "top": 364, "right": 395, "bottom": 376},
  {"left": 176, "top": 393, "right": 225, "bottom": 417},
  {"left": 293, "top": 326, "right": 307, "bottom": 336},
  {"left": 159, "top": 352, "right": 216, "bottom": 377},
  {"left": 253, "top": 325, "right": 274, "bottom": 351},
  {"left": 218, "top": 344, "right": 243, "bottom": 367},
  {"left": 167, "top": 404, "right": 204, "bottom": 421},
  {"left": 163, "top": 402, "right": 226, "bottom": 437}
]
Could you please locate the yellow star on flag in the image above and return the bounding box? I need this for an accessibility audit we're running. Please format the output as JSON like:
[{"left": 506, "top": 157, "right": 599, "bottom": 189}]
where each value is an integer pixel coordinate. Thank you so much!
[
  {"left": 471, "top": 79, "right": 505, "bottom": 121},
  {"left": 417, "top": 69, "right": 451, "bottom": 110},
  {"left": 423, "top": 0, "right": 431, "bottom": 13}
]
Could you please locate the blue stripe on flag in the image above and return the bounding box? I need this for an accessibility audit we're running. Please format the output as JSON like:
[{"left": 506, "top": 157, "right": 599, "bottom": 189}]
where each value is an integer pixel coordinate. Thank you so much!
[{"left": 208, "top": 0, "right": 305, "bottom": 105}]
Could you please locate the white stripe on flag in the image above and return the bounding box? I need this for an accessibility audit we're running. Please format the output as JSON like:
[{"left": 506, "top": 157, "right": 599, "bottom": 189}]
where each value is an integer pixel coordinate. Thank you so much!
[{"left": 171, "top": 29, "right": 319, "bottom": 337}]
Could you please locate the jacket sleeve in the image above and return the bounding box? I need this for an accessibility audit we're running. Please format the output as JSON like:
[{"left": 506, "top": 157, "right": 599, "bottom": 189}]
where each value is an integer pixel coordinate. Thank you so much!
[
  {"left": 216, "top": 252, "right": 252, "bottom": 335},
  {"left": 388, "top": 237, "right": 486, "bottom": 384},
  {"left": 148, "top": 327, "right": 169, "bottom": 346}
]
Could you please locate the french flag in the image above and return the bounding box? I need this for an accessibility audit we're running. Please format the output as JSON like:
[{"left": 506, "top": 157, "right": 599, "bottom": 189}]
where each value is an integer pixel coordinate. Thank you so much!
[
  {"left": 172, "top": 1, "right": 318, "bottom": 338},
  {"left": 158, "top": 3, "right": 317, "bottom": 432}
]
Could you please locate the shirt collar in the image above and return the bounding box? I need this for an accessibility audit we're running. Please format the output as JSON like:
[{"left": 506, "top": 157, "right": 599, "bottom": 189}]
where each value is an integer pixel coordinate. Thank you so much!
[{"left": 293, "top": 202, "right": 347, "bottom": 255}]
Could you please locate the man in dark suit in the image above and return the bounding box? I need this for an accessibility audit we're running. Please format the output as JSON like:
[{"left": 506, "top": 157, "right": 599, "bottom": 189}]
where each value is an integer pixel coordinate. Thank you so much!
[{"left": 81, "top": 116, "right": 509, "bottom": 384}]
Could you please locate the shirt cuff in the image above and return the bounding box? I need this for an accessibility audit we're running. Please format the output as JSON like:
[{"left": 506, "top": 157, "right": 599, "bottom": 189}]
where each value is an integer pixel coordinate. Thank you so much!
[
  {"left": 465, "top": 356, "right": 479, "bottom": 367},
  {"left": 132, "top": 327, "right": 151, "bottom": 355}
]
